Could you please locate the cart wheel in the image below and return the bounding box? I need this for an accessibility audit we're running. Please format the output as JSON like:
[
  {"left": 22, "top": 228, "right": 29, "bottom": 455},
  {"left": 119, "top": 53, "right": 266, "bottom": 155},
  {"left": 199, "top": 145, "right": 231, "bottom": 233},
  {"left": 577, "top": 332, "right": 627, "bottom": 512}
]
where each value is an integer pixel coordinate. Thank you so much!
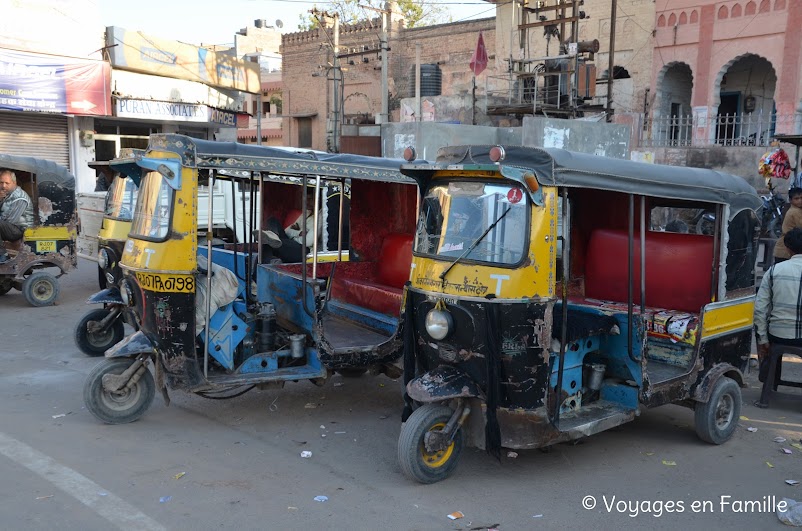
[
  {"left": 22, "top": 272, "right": 59, "bottom": 307},
  {"left": 398, "top": 404, "right": 463, "bottom": 484},
  {"left": 694, "top": 376, "right": 741, "bottom": 444},
  {"left": 75, "top": 308, "right": 125, "bottom": 357},
  {"left": 83, "top": 358, "right": 155, "bottom": 424}
]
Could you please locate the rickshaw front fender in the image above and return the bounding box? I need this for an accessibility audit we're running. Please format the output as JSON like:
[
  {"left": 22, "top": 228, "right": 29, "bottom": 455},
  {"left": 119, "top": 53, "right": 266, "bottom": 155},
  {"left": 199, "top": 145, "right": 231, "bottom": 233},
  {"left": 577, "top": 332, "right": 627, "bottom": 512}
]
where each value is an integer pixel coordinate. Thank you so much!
[
  {"left": 105, "top": 330, "right": 155, "bottom": 359},
  {"left": 87, "top": 287, "right": 124, "bottom": 305},
  {"left": 691, "top": 363, "right": 745, "bottom": 403},
  {"left": 406, "top": 365, "right": 483, "bottom": 403}
]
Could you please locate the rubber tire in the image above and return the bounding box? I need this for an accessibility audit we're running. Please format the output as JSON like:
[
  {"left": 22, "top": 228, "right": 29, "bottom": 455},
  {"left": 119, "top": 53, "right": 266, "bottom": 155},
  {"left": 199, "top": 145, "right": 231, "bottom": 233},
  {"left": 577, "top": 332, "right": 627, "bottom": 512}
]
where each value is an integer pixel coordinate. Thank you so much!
[
  {"left": 98, "top": 266, "right": 108, "bottom": 290},
  {"left": 22, "top": 272, "right": 60, "bottom": 307},
  {"left": 694, "top": 376, "right": 741, "bottom": 444},
  {"left": 83, "top": 358, "right": 155, "bottom": 424},
  {"left": 398, "top": 404, "right": 463, "bottom": 484},
  {"left": 75, "top": 308, "right": 125, "bottom": 357},
  {"left": 766, "top": 217, "right": 783, "bottom": 239}
]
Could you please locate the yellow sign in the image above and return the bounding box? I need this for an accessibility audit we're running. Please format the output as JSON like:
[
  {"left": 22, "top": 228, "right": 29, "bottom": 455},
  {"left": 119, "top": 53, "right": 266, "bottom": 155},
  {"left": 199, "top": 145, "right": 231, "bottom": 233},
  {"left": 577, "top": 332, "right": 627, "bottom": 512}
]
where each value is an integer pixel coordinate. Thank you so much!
[
  {"left": 135, "top": 272, "right": 195, "bottom": 293},
  {"left": 36, "top": 241, "right": 56, "bottom": 253}
]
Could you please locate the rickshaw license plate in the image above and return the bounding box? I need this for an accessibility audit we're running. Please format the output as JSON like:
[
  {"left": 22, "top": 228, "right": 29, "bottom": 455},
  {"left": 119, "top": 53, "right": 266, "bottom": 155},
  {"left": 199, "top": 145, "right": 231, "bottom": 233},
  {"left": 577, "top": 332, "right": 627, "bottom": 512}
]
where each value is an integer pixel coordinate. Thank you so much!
[
  {"left": 36, "top": 241, "right": 56, "bottom": 252},
  {"left": 135, "top": 272, "right": 195, "bottom": 293}
]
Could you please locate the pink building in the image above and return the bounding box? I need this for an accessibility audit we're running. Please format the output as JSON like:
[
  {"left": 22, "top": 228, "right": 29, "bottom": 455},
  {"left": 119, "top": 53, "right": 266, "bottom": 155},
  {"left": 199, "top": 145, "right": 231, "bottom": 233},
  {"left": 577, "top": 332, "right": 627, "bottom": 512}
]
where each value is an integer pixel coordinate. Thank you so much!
[{"left": 650, "top": 0, "right": 801, "bottom": 146}]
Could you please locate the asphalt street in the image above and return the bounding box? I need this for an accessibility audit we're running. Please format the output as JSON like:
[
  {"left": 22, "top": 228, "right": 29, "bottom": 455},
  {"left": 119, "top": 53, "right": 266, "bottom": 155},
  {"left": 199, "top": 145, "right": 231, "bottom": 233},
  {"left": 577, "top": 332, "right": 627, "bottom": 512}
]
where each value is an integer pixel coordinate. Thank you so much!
[{"left": 0, "top": 261, "right": 801, "bottom": 530}]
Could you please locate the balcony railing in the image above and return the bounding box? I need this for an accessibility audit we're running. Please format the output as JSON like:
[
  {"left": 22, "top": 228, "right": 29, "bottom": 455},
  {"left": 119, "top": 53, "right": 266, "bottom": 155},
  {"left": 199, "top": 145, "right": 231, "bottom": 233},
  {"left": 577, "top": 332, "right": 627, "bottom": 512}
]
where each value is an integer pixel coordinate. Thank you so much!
[{"left": 642, "top": 110, "right": 800, "bottom": 148}]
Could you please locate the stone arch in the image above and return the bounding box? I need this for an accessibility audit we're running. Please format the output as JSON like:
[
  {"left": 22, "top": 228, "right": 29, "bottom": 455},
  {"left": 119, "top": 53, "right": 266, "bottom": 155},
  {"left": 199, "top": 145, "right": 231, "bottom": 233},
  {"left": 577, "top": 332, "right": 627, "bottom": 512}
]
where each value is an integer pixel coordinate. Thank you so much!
[
  {"left": 713, "top": 53, "right": 777, "bottom": 143},
  {"left": 668, "top": 13, "right": 677, "bottom": 25},
  {"left": 343, "top": 92, "right": 373, "bottom": 117},
  {"left": 718, "top": 5, "right": 729, "bottom": 19},
  {"left": 732, "top": 3, "right": 742, "bottom": 17},
  {"left": 679, "top": 11, "right": 688, "bottom": 24},
  {"left": 658, "top": 14, "right": 666, "bottom": 27},
  {"left": 690, "top": 10, "right": 699, "bottom": 23},
  {"left": 776, "top": 0, "right": 787, "bottom": 10},
  {"left": 759, "top": 0, "right": 770, "bottom": 12},
  {"left": 745, "top": 1, "right": 756, "bottom": 15},
  {"left": 654, "top": 62, "right": 695, "bottom": 144}
]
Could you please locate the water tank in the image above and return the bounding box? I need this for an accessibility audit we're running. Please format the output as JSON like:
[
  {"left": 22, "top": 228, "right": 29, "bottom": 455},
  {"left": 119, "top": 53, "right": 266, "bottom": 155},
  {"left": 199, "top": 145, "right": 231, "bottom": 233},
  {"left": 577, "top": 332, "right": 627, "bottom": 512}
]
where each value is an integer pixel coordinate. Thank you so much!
[{"left": 408, "top": 64, "right": 442, "bottom": 98}]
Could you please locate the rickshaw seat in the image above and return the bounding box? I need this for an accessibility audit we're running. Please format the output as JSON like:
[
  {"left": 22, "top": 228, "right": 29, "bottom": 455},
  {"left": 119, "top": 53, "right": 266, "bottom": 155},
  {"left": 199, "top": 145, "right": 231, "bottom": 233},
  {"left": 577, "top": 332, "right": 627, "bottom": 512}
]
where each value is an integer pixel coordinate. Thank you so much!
[
  {"left": 584, "top": 229, "right": 713, "bottom": 314},
  {"left": 329, "top": 233, "right": 413, "bottom": 316}
]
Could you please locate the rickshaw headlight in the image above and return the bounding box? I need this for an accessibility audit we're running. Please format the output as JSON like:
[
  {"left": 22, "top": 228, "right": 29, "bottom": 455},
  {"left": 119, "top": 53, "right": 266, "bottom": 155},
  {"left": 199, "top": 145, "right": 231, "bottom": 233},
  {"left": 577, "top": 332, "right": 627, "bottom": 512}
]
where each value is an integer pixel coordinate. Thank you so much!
[
  {"left": 120, "top": 279, "right": 134, "bottom": 307},
  {"left": 425, "top": 308, "right": 453, "bottom": 340},
  {"left": 97, "top": 249, "right": 109, "bottom": 269}
]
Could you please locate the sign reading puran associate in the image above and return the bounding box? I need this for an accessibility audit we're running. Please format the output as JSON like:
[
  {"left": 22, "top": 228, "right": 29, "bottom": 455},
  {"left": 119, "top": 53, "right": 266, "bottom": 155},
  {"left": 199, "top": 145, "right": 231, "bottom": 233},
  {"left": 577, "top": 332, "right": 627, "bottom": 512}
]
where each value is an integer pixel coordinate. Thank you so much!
[
  {"left": 0, "top": 48, "right": 110, "bottom": 115},
  {"left": 106, "top": 27, "right": 260, "bottom": 94},
  {"left": 115, "top": 98, "right": 238, "bottom": 126}
]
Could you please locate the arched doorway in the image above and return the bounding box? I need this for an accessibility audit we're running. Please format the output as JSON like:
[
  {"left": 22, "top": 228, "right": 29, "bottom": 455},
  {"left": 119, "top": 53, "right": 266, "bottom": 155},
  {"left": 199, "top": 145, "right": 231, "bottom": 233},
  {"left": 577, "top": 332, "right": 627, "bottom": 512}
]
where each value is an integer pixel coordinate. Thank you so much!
[
  {"left": 654, "top": 62, "right": 694, "bottom": 146},
  {"left": 715, "top": 54, "right": 777, "bottom": 145}
]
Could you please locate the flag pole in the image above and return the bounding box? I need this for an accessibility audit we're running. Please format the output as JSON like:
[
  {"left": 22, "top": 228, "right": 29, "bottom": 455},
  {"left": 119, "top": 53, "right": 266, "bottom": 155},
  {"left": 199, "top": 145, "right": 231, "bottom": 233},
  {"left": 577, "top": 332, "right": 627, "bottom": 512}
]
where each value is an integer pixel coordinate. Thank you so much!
[{"left": 472, "top": 73, "right": 477, "bottom": 125}]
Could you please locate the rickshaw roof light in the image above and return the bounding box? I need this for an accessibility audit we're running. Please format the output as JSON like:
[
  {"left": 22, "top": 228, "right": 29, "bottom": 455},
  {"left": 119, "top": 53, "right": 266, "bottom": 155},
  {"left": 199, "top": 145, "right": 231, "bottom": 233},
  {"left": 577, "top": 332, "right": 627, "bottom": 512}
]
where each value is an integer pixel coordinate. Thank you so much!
[
  {"left": 489, "top": 146, "right": 505, "bottom": 163},
  {"left": 403, "top": 146, "right": 417, "bottom": 162},
  {"left": 157, "top": 164, "right": 175, "bottom": 179},
  {"left": 524, "top": 173, "right": 540, "bottom": 192}
]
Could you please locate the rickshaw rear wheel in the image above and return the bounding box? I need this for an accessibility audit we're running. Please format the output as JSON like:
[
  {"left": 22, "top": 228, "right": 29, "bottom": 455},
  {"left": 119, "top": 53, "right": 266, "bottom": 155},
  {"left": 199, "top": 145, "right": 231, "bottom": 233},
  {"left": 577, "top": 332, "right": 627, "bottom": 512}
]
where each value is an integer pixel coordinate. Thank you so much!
[
  {"left": 398, "top": 404, "right": 463, "bottom": 484},
  {"left": 22, "top": 271, "right": 60, "bottom": 307},
  {"left": 694, "top": 376, "right": 741, "bottom": 444},
  {"left": 84, "top": 358, "right": 155, "bottom": 424},
  {"left": 75, "top": 308, "right": 125, "bottom": 357}
]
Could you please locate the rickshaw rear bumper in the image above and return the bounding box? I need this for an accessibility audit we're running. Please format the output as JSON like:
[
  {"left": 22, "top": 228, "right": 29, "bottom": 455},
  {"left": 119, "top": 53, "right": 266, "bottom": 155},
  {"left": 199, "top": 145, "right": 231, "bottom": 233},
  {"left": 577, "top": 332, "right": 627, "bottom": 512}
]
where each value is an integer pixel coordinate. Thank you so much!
[
  {"left": 87, "top": 287, "right": 123, "bottom": 305},
  {"left": 105, "top": 330, "right": 155, "bottom": 359},
  {"left": 406, "top": 365, "right": 483, "bottom": 403}
]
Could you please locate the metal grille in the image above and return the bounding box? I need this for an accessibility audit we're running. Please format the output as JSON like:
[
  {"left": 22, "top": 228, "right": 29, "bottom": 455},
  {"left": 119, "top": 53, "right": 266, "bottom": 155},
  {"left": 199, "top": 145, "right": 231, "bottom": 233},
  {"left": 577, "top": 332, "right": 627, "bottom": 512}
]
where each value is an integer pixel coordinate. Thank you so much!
[{"left": 0, "top": 111, "right": 69, "bottom": 167}]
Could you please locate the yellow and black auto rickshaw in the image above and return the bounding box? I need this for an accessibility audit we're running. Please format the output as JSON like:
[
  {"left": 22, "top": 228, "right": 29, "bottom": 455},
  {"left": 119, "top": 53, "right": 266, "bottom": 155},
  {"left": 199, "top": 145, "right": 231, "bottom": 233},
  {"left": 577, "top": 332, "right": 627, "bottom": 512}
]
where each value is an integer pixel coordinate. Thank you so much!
[
  {"left": 82, "top": 134, "right": 417, "bottom": 424},
  {"left": 396, "top": 145, "right": 762, "bottom": 483},
  {"left": 74, "top": 151, "right": 142, "bottom": 356},
  {"left": 0, "top": 154, "right": 77, "bottom": 307}
]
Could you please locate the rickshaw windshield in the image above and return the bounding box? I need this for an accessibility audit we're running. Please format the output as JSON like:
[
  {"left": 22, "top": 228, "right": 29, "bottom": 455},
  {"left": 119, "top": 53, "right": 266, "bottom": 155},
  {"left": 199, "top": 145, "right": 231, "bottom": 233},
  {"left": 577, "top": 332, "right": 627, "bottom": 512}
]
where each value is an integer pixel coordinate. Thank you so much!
[
  {"left": 415, "top": 181, "right": 528, "bottom": 265},
  {"left": 104, "top": 176, "right": 138, "bottom": 221},
  {"left": 129, "top": 171, "right": 173, "bottom": 240}
]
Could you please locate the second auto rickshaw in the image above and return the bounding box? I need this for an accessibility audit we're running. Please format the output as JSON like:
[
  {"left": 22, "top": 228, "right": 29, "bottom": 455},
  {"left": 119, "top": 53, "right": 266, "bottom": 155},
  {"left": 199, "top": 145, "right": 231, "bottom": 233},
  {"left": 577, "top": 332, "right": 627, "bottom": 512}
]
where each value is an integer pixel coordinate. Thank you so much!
[
  {"left": 396, "top": 145, "right": 762, "bottom": 483},
  {"left": 82, "top": 135, "right": 417, "bottom": 424}
]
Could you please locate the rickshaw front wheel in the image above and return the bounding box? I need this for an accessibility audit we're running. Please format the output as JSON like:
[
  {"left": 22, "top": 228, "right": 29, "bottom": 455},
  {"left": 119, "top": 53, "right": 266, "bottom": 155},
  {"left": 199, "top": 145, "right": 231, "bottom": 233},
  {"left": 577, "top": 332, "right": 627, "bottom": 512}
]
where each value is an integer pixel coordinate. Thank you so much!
[
  {"left": 84, "top": 358, "right": 155, "bottom": 424},
  {"left": 75, "top": 308, "right": 125, "bottom": 357},
  {"left": 398, "top": 404, "right": 463, "bottom": 484},
  {"left": 22, "top": 271, "right": 60, "bottom": 307},
  {"left": 694, "top": 376, "right": 741, "bottom": 444}
]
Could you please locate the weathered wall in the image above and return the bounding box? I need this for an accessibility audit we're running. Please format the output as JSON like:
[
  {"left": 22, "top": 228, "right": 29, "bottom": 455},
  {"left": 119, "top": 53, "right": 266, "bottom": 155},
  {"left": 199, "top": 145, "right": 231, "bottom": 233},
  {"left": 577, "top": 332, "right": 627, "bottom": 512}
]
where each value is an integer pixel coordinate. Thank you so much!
[
  {"left": 522, "top": 116, "right": 630, "bottom": 159},
  {"left": 381, "top": 123, "right": 521, "bottom": 160}
]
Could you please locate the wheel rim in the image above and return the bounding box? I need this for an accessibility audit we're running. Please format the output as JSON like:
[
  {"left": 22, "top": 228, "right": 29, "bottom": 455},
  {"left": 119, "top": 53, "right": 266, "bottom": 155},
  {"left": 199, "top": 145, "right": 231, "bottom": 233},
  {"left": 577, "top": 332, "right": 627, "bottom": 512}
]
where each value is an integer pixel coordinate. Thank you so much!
[
  {"left": 715, "top": 393, "right": 734, "bottom": 430},
  {"left": 100, "top": 380, "right": 141, "bottom": 412},
  {"left": 86, "top": 321, "right": 114, "bottom": 348},
  {"left": 31, "top": 278, "right": 54, "bottom": 301},
  {"left": 420, "top": 422, "right": 454, "bottom": 469}
]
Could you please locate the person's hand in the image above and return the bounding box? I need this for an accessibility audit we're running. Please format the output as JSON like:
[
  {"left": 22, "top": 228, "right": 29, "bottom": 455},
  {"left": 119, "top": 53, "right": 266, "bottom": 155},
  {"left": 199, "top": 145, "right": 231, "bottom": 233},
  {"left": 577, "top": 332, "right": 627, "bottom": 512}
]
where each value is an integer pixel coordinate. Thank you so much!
[{"left": 757, "top": 342, "right": 771, "bottom": 361}]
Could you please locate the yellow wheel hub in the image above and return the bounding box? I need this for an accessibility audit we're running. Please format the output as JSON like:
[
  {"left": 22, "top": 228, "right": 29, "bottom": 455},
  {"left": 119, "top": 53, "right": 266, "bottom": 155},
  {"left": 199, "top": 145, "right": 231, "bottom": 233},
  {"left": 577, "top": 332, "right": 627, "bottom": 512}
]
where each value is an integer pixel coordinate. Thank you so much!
[{"left": 420, "top": 422, "right": 454, "bottom": 468}]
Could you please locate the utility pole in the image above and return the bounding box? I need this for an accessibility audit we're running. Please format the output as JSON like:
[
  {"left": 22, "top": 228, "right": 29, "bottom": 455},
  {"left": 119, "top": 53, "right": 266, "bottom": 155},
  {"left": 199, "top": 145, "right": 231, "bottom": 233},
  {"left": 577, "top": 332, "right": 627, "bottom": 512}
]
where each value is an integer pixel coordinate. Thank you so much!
[
  {"left": 359, "top": 2, "right": 391, "bottom": 124},
  {"left": 606, "top": 0, "right": 617, "bottom": 123},
  {"left": 332, "top": 13, "right": 341, "bottom": 152}
]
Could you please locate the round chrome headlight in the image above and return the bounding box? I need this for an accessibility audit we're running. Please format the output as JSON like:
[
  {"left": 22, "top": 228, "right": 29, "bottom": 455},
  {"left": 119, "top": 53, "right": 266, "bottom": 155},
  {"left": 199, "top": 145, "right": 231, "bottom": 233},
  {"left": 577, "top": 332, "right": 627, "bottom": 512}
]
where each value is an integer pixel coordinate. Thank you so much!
[
  {"left": 120, "top": 279, "right": 134, "bottom": 307},
  {"left": 425, "top": 308, "right": 453, "bottom": 340},
  {"left": 97, "top": 249, "right": 109, "bottom": 269}
]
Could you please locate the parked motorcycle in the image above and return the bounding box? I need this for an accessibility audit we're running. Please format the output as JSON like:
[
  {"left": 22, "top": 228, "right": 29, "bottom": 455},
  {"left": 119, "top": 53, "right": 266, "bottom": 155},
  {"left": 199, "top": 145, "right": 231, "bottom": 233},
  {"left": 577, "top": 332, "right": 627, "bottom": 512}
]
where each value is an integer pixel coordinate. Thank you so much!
[{"left": 760, "top": 187, "right": 786, "bottom": 239}]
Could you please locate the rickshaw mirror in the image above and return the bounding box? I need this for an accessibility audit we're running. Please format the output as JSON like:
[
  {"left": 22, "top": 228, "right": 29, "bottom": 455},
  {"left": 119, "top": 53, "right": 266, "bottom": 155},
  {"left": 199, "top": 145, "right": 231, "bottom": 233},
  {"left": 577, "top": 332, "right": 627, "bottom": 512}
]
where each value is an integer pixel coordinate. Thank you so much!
[{"left": 136, "top": 157, "right": 182, "bottom": 190}]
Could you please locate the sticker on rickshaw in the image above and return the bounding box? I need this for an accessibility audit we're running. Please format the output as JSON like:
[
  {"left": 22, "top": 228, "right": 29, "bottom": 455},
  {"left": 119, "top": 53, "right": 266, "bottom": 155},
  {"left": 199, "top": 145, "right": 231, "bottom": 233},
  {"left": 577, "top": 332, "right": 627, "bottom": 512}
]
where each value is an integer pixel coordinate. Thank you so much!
[
  {"left": 36, "top": 241, "right": 56, "bottom": 252},
  {"left": 507, "top": 188, "right": 523, "bottom": 203},
  {"left": 135, "top": 272, "right": 195, "bottom": 293}
]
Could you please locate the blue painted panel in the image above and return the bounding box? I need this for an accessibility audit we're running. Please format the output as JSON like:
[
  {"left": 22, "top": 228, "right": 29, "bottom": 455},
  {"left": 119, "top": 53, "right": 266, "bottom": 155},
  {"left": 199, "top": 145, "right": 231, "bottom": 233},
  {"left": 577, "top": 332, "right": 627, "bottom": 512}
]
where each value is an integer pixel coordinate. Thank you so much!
[
  {"left": 238, "top": 348, "right": 324, "bottom": 379},
  {"left": 601, "top": 382, "right": 639, "bottom": 409},
  {"left": 549, "top": 336, "right": 600, "bottom": 394},
  {"left": 198, "top": 304, "right": 247, "bottom": 370},
  {"left": 256, "top": 265, "right": 316, "bottom": 336},
  {"left": 325, "top": 299, "right": 398, "bottom": 336}
]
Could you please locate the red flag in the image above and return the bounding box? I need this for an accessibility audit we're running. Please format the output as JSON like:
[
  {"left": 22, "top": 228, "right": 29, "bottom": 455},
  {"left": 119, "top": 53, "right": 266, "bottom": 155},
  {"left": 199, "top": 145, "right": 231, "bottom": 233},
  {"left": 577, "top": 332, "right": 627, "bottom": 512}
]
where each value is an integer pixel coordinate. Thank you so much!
[{"left": 469, "top": 32, "right": 488, "bottom": 76}]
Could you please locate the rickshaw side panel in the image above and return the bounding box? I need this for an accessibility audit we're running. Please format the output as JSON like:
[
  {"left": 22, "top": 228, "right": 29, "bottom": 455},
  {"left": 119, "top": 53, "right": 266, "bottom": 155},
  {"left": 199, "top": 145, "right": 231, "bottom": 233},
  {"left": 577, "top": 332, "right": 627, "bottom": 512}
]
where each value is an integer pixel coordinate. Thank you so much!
[{"left": 257, "top": 264, "right": 317, "bottom": 336}]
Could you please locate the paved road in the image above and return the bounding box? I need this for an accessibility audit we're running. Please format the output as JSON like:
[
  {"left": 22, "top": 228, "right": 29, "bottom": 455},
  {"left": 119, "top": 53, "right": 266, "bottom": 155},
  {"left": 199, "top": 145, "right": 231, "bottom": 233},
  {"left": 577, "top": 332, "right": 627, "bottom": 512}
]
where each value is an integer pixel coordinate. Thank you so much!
[{"left": 1, "top": 262, "right": 801, "bottom": 530}]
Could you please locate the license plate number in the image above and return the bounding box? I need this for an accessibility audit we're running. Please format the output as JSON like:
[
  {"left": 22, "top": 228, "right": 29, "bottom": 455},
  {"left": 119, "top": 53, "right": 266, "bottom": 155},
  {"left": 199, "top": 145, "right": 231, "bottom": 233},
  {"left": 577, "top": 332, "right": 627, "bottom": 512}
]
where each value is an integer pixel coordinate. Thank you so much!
[{"left": 36, "top": 240, "right": 56, "bottom": 253}]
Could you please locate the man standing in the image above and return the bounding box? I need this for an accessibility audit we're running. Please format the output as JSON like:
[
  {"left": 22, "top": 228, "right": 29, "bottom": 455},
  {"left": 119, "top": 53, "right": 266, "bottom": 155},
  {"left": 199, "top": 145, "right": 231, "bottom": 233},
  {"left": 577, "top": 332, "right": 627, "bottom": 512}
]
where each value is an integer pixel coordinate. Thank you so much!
[
  {"left": 772, "top": 187, "right": 802, "bottom": 265},
  {"left": 754, "top": 227, "right": 802, "bottom": 386},
  {"left": 0, "top": 169, "right": 34, "bottom": 263}
]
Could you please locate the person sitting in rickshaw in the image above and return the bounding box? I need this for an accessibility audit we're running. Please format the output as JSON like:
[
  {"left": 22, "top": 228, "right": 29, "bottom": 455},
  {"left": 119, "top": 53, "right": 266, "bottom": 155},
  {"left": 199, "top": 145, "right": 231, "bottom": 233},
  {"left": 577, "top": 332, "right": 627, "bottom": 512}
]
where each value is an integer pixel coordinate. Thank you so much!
[
  {"left": 0, "top": 169, "right": 34, "bottom": 263},
  {"left": 263, "top": 195, "right": 323, "bottom": 263}
]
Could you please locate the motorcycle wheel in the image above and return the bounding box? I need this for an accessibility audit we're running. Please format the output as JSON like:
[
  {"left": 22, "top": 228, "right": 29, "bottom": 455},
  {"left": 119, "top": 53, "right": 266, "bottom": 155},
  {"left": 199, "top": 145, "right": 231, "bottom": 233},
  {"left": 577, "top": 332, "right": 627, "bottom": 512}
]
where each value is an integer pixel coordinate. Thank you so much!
[
  {"left": 83, "top": 358, "right": 155, "bottom": 424},
  {"left": 75, "top": 308, "right": 125, "bottom": 356},
  {"left": 398, "top": 404, "right": 463, "bottom": 484},
  {"left": 767, "top": 217, "right": 783, "bottom": 239}
]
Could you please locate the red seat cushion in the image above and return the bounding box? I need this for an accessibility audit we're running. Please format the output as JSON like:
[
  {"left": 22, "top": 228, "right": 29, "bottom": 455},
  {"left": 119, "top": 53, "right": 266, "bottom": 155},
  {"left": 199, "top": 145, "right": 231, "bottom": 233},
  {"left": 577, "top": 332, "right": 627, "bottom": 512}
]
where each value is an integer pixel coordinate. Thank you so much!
[
  {"left": 330, "top": 277, "right": 403, "bottom": 316},
  {"left": 584, "top": 229, "right": 713, "bottom": 313},
  {"left": 376, "top": 233, "right": 413, "bottom": 288},
  {"left": 283, "top": 209, "right": 303, "bottom": 229}
]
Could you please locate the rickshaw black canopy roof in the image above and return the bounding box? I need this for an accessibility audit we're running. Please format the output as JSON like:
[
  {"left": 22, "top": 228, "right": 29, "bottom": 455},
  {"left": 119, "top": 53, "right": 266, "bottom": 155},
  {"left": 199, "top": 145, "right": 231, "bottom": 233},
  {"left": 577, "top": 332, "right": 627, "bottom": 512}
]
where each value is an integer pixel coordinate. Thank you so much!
[
  {"left": 146, "top": 134, "right": 414, "bottom": 185},
  {"left": 408, "top": 145, "right": 762, "bottom": 218},
  {"left": 0, "top": 154, "right": 75, "bottom": 188}
]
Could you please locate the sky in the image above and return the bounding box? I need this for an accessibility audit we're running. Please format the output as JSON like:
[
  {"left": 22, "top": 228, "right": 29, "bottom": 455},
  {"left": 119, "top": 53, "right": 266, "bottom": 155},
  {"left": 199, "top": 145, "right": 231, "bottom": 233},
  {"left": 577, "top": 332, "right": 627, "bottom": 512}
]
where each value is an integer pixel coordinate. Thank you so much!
[{"left": 94, "top": 0, "right": 497, "bottom": 47}]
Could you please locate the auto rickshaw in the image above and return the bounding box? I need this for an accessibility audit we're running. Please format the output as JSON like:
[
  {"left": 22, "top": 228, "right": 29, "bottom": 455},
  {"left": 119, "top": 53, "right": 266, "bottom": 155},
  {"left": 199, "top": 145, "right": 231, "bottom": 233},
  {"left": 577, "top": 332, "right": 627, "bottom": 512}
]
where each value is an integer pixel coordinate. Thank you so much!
[
  {"left": 396, "top": 145, "right": 762, "bottom": 483},
  {"left": 83, "top": 134, "right": 417, "bottom": 424},
  {"left": 0, "top": 154, "right": 77, "bottom": 307},
  {"left": 74, "top": 151, "right": 142, "bottom": 356}
]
